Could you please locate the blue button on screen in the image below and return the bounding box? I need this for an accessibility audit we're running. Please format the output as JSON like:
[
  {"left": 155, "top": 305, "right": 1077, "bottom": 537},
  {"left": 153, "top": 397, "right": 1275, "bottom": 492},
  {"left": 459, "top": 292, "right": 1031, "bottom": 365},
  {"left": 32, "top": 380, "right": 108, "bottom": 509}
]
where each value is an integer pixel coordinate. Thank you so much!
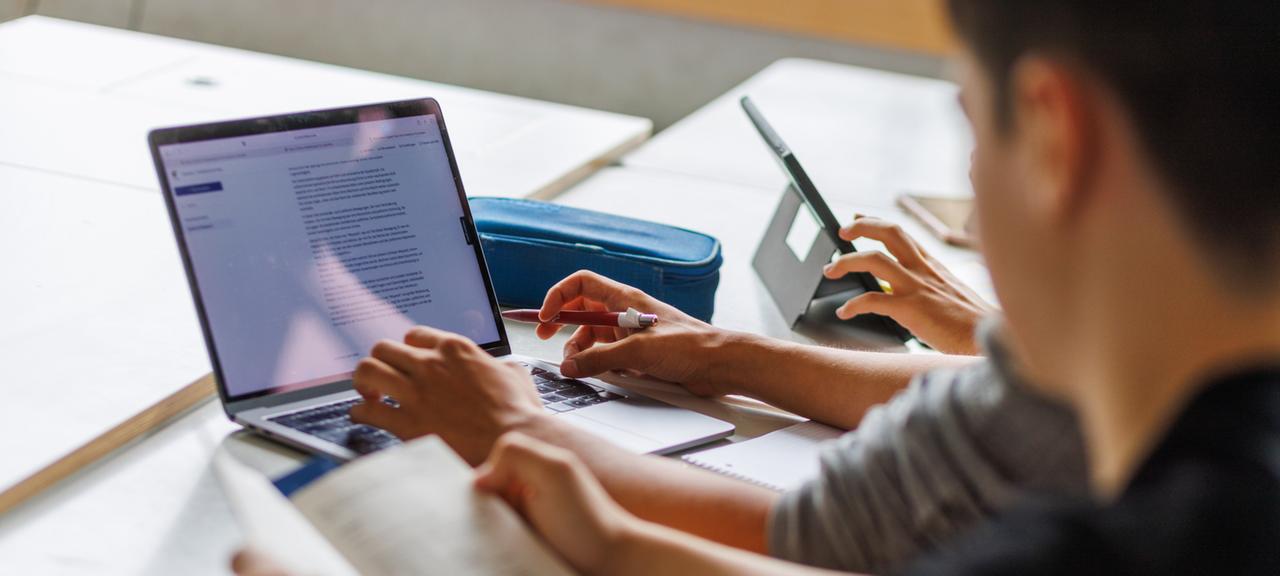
[{"left": 174, "top": 181, "right": 224, "bottom": 196}]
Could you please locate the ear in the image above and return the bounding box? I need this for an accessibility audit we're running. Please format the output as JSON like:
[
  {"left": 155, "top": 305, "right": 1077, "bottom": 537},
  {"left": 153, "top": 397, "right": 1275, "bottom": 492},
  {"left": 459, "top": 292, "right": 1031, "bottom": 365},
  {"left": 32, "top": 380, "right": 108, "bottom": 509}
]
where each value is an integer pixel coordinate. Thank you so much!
[{"left": 1008, "top": 57, "right": 1097, "bottom": 228}]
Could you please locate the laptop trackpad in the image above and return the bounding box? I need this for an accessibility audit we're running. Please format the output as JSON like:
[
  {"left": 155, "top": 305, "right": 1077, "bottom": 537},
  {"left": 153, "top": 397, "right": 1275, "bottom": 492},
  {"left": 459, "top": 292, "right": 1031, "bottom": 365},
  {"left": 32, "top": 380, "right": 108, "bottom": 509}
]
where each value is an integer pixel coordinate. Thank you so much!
[
  {"left": 558, "top": 411, "right": 664, "bottom": 453},
  {"left": 564, "top": 398, "right": 731, "bottom": 450}
]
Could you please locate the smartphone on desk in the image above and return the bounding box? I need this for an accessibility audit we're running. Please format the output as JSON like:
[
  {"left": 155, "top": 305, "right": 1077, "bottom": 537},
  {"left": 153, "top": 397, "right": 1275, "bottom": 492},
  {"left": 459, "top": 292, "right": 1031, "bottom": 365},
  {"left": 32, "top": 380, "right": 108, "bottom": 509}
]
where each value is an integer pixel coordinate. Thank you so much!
[{"left": 898, "top": 193, "right": 978, "bottom": 249}]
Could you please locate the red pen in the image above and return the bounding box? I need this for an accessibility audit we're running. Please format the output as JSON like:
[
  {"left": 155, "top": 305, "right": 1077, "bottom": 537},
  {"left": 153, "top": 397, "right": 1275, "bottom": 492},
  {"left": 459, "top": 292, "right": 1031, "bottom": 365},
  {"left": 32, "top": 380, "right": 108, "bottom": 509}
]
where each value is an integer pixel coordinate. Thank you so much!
[{"left": 501, "top": 307, "right": 659, "bottom": 329}]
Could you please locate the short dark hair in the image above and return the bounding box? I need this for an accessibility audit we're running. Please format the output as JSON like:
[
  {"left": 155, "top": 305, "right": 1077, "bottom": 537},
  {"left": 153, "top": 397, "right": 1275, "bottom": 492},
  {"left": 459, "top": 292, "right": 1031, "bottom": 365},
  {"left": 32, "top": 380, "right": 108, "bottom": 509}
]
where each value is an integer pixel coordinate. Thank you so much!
[{"left": 946, "top": 1, "right": 1280, "bottom": 286}]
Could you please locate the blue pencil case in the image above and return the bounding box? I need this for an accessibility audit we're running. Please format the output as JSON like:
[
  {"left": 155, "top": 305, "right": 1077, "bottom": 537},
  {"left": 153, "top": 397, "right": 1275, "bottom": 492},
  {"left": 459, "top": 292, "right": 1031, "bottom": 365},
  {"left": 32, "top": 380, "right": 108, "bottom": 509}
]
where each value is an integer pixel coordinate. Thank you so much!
[{"left": 469, "top": 197, "right": 723, "bottom": 322}]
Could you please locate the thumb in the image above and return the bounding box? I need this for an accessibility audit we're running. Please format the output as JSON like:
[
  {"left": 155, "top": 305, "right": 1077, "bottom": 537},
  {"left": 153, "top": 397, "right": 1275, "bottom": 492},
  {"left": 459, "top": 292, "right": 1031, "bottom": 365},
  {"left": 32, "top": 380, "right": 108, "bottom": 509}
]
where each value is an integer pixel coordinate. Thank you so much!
[{"left": 560, "top": 339, "right": 639, "bottom": 378}]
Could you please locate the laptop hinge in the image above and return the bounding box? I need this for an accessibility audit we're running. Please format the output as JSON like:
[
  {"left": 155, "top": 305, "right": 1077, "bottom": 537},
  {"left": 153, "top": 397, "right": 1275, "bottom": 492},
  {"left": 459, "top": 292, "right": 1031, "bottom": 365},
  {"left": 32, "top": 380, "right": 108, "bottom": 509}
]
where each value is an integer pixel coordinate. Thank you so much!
[{"left": 226, "top": 380, "right": 354, "bottom": 415}]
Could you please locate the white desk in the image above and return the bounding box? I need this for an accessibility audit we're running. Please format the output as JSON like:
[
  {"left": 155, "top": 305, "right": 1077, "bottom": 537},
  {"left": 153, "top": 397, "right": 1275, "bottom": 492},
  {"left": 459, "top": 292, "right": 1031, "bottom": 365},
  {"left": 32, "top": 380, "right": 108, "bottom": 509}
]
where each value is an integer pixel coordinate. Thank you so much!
[
  {"left": 0, "top": 16, "right": 652, "bottom": 199},
  {"left": 0, "top": 14, "right": 648, "bottom": 497},
  {"left": 624, "top": 58, "right": 973, "bottom": 211},
  {"left": 0, "top": 15, "right": 652, "bottom": 574},
  {"left": 0, "top": 165, "right": 209, "bottom": 503}
]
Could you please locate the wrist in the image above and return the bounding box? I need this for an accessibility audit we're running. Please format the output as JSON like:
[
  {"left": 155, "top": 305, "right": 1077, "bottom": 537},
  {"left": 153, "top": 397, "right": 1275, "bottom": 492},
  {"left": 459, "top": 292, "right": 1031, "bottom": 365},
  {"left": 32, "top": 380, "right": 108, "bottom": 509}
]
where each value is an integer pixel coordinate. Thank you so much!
[
  {"left": 504, "top": 409, "right": 557, "bottom": 439},
  {"left": 592, "top": 517, "right": 662, "bottom": 576},
  {"left": 694, "top": 330, "right": 766, "bottom": 396}
]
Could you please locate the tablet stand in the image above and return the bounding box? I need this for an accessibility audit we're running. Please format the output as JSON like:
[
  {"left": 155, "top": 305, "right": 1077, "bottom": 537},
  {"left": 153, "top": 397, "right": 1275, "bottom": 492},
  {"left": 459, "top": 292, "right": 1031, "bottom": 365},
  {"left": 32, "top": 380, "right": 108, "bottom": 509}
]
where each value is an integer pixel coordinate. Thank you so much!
[{"left": 753, "top": 185, "right": 906, "bottom": 348}]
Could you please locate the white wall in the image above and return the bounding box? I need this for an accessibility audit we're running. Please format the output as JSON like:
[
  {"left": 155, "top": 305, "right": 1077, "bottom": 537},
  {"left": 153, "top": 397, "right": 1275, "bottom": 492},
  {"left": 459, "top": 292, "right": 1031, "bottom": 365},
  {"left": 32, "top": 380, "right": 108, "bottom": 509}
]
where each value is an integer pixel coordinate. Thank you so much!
[{"left": 6, "top": 0, "right": 946, "bottom": 129}]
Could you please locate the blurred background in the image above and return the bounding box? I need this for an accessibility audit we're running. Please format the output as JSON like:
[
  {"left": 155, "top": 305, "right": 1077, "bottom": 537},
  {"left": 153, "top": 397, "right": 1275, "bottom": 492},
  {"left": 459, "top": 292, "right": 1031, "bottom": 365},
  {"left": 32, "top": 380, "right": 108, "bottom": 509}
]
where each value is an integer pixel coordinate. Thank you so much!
[{"left": 0, "top": 0, "right": 950, "bottom": 129}]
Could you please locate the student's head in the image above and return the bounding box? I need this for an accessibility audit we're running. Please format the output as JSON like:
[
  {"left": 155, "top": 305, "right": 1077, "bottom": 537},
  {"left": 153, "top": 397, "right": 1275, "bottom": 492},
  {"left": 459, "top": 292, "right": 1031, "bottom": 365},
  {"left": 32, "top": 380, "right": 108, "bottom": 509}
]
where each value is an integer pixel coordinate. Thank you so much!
[{"left": 946, "top": 2, "right": 1280, "bottom": 396}]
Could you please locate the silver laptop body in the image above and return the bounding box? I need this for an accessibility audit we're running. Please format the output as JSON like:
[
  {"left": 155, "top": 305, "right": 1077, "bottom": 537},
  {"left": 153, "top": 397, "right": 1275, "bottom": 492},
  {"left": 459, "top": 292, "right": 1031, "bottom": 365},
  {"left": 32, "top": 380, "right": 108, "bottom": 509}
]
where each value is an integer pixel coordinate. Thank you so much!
[{"left": 149, "top": 98, "right": 733, "bottom": 461}]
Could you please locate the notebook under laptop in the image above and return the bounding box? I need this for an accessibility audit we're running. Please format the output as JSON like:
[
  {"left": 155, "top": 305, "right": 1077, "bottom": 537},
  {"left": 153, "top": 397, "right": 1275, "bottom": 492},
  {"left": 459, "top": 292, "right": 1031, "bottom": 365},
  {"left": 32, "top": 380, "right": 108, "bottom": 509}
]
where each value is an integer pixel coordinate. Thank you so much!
[{"left": 148, "top": 98, "right": 733, "bottom": 461}]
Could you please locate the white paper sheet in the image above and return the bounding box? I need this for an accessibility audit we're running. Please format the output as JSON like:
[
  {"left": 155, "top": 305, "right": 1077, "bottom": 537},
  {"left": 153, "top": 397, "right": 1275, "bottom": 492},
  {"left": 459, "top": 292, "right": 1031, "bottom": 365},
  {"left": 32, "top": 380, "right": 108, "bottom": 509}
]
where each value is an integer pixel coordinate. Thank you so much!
[
  {"left": 293, "top": 437, "right": 574, "bottom": 576},
  {"left": 214, "top": 447, "right": 360, "bottom": 576}
]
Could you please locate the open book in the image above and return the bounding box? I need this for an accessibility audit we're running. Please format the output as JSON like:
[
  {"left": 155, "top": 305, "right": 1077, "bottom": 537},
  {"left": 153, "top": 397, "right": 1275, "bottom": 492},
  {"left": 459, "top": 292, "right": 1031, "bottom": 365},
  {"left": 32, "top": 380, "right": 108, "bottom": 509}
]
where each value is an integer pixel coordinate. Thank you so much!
[{"left": 215, "top": 436, "right": 573, "bottom": 576}]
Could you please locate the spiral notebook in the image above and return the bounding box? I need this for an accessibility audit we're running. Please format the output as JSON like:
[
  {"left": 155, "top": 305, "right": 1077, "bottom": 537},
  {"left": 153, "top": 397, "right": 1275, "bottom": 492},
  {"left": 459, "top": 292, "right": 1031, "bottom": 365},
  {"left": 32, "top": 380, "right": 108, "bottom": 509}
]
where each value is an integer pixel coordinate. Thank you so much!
[{"left": 681, "top": 420, "right": 844, "bottom": 492}]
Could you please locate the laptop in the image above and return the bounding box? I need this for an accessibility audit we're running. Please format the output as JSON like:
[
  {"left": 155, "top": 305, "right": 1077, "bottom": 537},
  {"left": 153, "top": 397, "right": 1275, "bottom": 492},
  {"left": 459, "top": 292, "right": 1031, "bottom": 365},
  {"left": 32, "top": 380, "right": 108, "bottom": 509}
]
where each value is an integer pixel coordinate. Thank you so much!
[{"left": 148, "top": 98, "right": 734, "bottom": 461}]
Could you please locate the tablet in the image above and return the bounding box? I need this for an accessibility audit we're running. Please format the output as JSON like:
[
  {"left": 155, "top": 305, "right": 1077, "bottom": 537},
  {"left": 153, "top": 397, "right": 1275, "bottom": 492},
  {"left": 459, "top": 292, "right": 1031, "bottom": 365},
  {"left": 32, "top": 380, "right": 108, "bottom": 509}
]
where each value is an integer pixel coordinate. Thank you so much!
[
  {"left": 741, "top": 96, "right": 912, "bottom": 342},
  {"left": 740, "top": 97, "right": 856, "bottom": 255}
]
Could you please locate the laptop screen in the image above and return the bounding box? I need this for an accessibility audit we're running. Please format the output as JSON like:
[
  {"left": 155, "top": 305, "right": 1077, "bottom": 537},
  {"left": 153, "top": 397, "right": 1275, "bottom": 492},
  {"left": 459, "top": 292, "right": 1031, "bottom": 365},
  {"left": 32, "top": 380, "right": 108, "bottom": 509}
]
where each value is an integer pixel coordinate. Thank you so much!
[{"left": 156, "top": 109, "right": 502, "bottom": 401}]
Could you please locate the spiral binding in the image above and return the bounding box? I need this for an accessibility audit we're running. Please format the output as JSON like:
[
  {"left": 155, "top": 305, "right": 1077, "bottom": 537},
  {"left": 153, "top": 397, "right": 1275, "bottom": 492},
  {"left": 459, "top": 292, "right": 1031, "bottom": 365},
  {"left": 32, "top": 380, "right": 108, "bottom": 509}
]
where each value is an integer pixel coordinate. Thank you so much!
[{"left": 680, "top": 456, "right": 785, "bottom": 492}]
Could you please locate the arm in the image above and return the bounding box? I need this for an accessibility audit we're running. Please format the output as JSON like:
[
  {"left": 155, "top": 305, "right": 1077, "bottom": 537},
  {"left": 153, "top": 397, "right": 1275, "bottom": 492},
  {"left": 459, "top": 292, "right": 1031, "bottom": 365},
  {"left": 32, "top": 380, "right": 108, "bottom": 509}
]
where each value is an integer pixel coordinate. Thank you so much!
[
  {"left": 475, "top": 433, "right": 857, "bottom": 576},
  {"left": 344, "top": 324, "right": 781, "bottom": 553},
  {"left": 343, "top": 269, "right": 978, "bottom": 553},
  {"left": 507, "top": 409, "right": 783, "bottom": 553},
  {"left": 605, "top": 521, "right": 846, "bottom": 576},
  {"left": 538, "top": 212, "right": 998, "bottom": 427},
  {"left": 695, "top": 332, "right": 978, "bottom": 429},
  {"left": 341, "top": 248, "right": 988, "bottom": 559},
  {"left": 538, "top": 270, "right": 977, "bottom": 430}
]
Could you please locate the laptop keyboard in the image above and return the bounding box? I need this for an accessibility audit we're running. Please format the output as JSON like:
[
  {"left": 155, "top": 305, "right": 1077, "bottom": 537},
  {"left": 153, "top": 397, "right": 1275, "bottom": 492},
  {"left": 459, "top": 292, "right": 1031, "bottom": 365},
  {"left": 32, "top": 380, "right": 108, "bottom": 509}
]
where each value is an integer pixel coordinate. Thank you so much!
[
  {"left": 268, "top": 362, "right": 621, "bottom": 455},
  {"left": 269, "top": 398, "right": 401, "bottom": 455},
  {"left": 518, "top": 362, "right": 625, "bottom": 413}
]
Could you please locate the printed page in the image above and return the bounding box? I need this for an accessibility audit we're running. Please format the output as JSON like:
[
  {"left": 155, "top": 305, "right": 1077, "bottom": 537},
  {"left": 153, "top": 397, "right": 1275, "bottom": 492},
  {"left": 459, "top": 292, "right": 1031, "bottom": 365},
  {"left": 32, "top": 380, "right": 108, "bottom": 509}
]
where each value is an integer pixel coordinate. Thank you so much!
[
  {"left": 213, "top": 448, "right": 359, "bottom": 576},
  {"left": 293, "top": 436, "right": 575, "bottom": 576}
]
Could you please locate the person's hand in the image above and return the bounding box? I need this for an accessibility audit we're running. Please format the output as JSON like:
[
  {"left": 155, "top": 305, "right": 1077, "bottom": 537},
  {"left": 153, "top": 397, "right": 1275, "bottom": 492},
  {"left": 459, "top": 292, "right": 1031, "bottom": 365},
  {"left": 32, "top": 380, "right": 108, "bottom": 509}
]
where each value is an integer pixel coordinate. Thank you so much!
[
  {"left": 474, "top": 432, "right": 638, "bottom": 575},
  {"left": 535, "top": 270, "right": 739, "bottom": 397},
  {"left": 824, "top": 216, "right": 996, "bottom": 355},
  {"left": 230, "top": 549, "right": 291, "bottom": 576},
  {"left": 348, "top": 326, "right": 545, "bottom": 466}
]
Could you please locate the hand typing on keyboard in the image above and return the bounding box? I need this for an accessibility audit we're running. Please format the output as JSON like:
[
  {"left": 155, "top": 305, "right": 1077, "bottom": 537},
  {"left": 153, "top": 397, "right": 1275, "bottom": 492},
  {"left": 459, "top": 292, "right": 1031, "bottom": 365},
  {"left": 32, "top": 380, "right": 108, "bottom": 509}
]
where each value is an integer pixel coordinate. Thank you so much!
[{"left": 348, "top": 326, "right": 548, "bottom": 466}]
